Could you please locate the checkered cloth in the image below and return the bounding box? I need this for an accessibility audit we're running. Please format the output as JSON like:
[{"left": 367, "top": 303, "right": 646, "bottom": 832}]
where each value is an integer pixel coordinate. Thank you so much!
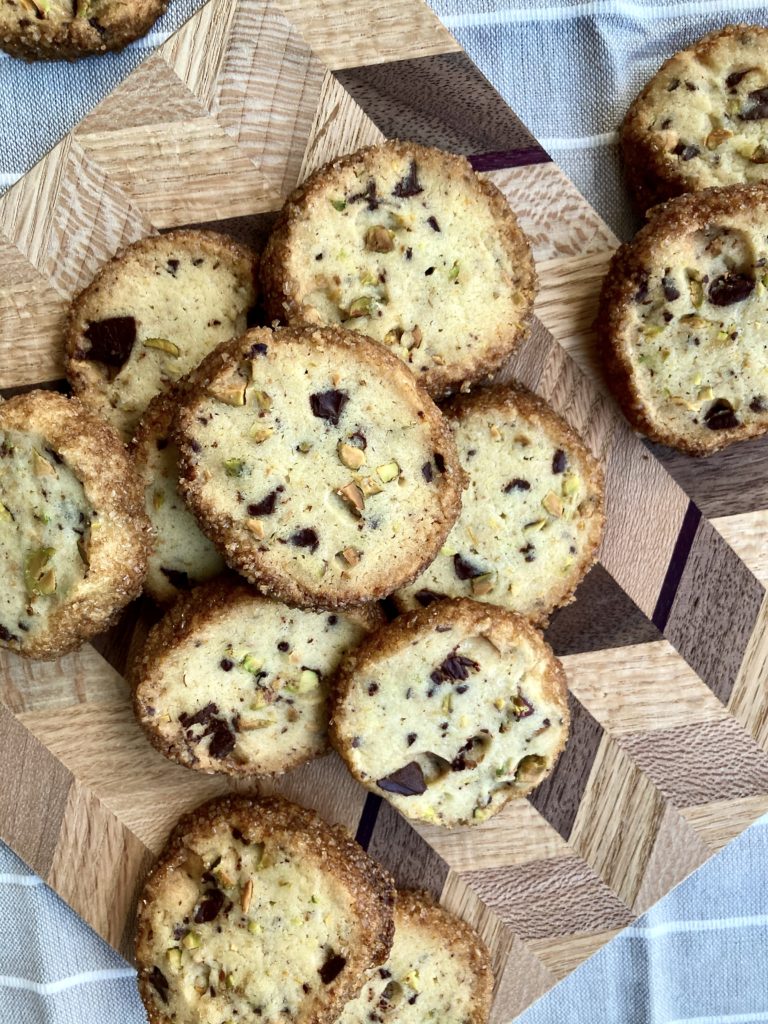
[{"left": 3, "top": 1, "right": 768, "bottom": 1021}]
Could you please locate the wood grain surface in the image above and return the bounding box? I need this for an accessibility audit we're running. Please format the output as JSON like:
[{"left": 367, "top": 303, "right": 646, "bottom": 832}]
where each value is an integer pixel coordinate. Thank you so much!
[{"left": 1, "top": 1, "right": 767, "bottom": 1021}]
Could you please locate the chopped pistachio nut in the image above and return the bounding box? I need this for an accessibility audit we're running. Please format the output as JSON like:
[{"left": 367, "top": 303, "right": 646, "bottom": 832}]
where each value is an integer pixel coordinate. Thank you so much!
[
  {"left": 252, "top": 390, "right": 272, "bottom": 411},
  {"left": 562, "top": 473, "right": 579, "bottom": 497},
  {"left": 376, "top": 460, "right": 400, "bottom": 483},
  {"left": 339, "top": 546, "right": 361, "bottom": 566},
  {"left": 403, "top": 971, "right": 421, "bottom": 992},
  {"left": 358, "top": 475, "right": 383, "bottom": 497},
  {"left": 523, "top": 519, "right": 547, "bottom": 533},
  {"left": 688, "top": 277, "right": 704, "bottom": 307},
  {"left": 442, "top": 693, "right": 453, "bottom": 713},
  {"left": 697, "top": 385, "right": 715, "bottom": 401},
  {"left": 182, "top": 931, "right": 201, "bottom": 950},
  {"left": 365, "top": 226, "right": 395, "bottom": 252},
  {"left": 246, "top": 518, "right": 265, "bottom": 538},
  {"left": 25, "top": 547, "right": 56, "bottom": 597},
  {"left": 241, "top": 653, "right": 263, "bottom": 674},
  {"left": 32, "top": 449, "right": 56, "bottom": 478},
  {"left": 542, "top": 491, "right": 563, "bottom": 517},
  {"left": 489, "top": 424, "right": 502, "bottom": 441},
  {"left": 516, "top": 754, "right": 547, "bottom": 784},
  {"left": 0, "top": 503, "right": 12, "bottom": 523},
  {"left": 338, "top": 442, "right": 366, "bottom": 470},
  {"left": 250, "top": 424, "right": 274, "bottom": 444},
  {"left": 240, "top": 879, "right": 253, "bottom": 914},
  {"left": 224, "top": 458, "right": 246, "bottom": 478},
  {"left": 144, "top": 337, "right": 181, "bottom": 357},
  {"left": 706, "top": 128, "right": 733, "bottom": 150},
  {"left": 208, "top": 380, "right": 246, "bottom": 406},
  {"left": 240, "top": 715, "right": 275, "bottom": 730},
  {"left": 347, "top": 296, "right": 375, "bottom": 318},
  {"left": 298, "top": 668, "right": 320, "bottom": 692},
  {"left": 471, "top": 572, "right": 496, "bottom": 596},
  {"left": 248, "top": 920, "right": 262, "bottom": 934},
  {"left": 152, "top": 489, "right": 164, "bottom": 510},
  {"left": 330, "top": 198, "right": 346, "bottom": 212},
  {"left": 493, "top": 697, "right": 506, "bottom": 711},
  {"left": 336, "top": 481, "right": 365, "bottom": 515},
  {"left": 449, "top": 260, "right": 460, "bottom": 281},
  {"left": 166, "top": 947, "right": 182, "bottom": 970}
]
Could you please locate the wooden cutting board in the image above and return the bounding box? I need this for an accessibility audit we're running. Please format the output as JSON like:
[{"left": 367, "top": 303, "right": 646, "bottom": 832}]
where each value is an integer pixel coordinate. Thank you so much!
[{"left": 1, "top": 1, "right": 768, "bottom": 1019}]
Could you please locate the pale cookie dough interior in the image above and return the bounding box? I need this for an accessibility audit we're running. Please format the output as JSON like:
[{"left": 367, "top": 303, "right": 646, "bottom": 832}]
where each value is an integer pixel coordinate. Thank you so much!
[
  {"left": 0, "top": 429, "right": 91, "bottom": 645},
  {"left": 625, "top": 221, "right": 768, "bottom": 442},
  {"left": 336, "top": 896, "right": 490, "bottom": 1024},
  {"left": 630, "top": 27, "right": 768, "bottom": 189},
  {"left": 135, "top": 398, "right": 224, "bottom": 603},
  {"left": 396, "top": 394, "right": 601, "bottom": 622},
  {"left": 268, "top": 145, "right": 533, "bottom": 392},
  {"left": 141, "top": 828, "right": 366, "bottom": 1024},
  {"left": 177, "top": 330, "right": 460, "bottom": 605},
  {"left": 68, "top": 236, "right": 255, "bottom": 439},
  {"left": 139, "top": 600, "right": 370, "bottom": 774},
  {"left": 334, "top": 617, "right": 567, "bottom": 826}
]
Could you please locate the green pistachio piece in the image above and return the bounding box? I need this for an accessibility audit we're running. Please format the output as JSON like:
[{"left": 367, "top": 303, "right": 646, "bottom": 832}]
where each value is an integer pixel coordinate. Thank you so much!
[
  {"left": 241, "top": 653, "right": 264, "bottom": 675},
  {"left": 347, "top": 296, "right": 375, "bottom": 319},
  {"left": 32, "top": 449, "right": 57, "bottom": 478},
  {"left": 330, "top": 199, "right": 347, "bottom": 212},
  {"left": 25, "top": 547, "right": 56, "bottom": 597},
  {"left": 166, "top": 948, "right": 182, "bottom": 969},
  {"left": 298, "top": 668, "right": 320, "bottom": 692},
  {"left": 181, "top": 931, "right": 201, "bottom": 949},
  {"left": 449, "top": 260, "right": 460, "bottom": 281},
  {"left": 471, "top": 572, "right": 496, "bottom": 596},
  {"left": 0, "top": 503, "right": 12, "bottom": 523},
  {"left": 376, "top": 460, "right": 400, "bottom": 483},
  {"left": 144, "top": 338, "right": 181, "bottom": 357},
  {"left": 224, "top": 458, "right": 246, "bottom": 478}
]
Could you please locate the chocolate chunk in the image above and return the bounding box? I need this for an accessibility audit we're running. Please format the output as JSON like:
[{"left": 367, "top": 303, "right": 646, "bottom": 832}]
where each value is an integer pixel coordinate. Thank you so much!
[
  {"left": 148, "top": 966, "right": 169, "bottom": 1003},
  {"left": 750, "top": 395, "right": 767, "bottom": 412},
  {"left": 424, "top": 267, "right": 435, "bottom": 276},
  {"left": 310, "top": 389, "right": 349, "bottom": 425},
  {"left": 407, "top": 732, "right": 417, "bottom": 746},
  {"left": 166, "top": 258, "right": 179, "bottom": 275},
  {"left": 414, "top": 589, "right": 443, "bottom": 607},
  {"left": 434, "top": 452, "right": 446, "bottom": 473},
  {"left": 667, "top": 77, "right": 680, "bottom": 91},
  {"left": 327, "top": 614, "right": 338, "bottom": 625},
  {"left": 250, "top": 342, "right": 269, "bottom": 357},
  {"left": 319, "top": 953, "right": 347, "bottom": 984},
  {"left": 431, "top": 651, "right": 480, "bottom": 684},
  {"left": 377, "top": 761, "right": 427, "bottom": 796},
  {"left": 88, "top": 16, "right": 107, "bottom": 35},
  {"left": 519, "top": 542, "right": 536, "bottom": 562},
  {"left": 367, "top": 682, "right": 379, "bottom": 696},
  {"left": 83, "top": 316, "right": 136, "bottom": 368},
  {"left": 160, "top": 567, "right": 190, "bottom": 590},
  {"left": 453, "top": 553, "right": 484, "bottom": 580},
  {"left": 208, "top": 718, "right": 237, "bottom": 759},
  {"left": 421, "top": 461, "right": 433, "bottom": 482},
  {"left": 194, "top": 888, "right": 225, "bottom": 924},
  {"left": 426, "top": 215, "right": 440, "bottom": 232},
  {"left": 0, "top": 624, "right": 18, "bottom": 643},
  {"left": 672, "top": 142, "right": 700, "bottom": 161},
  {"left": 290, "top": 528, "right": 319, "bottom": 552},
  {"left": 634, "top": 273, "right": 649, "bottom": 303},
  {"left": 708, "top": 272, "right": 754, "bottom": 305},
  {"left": 704, "top": 398, "right": 740, "bottom": 431},
  {"left": 405, "top": 247, "right": 413, "bottom": 260},
  {"left": 503, "top": 478, "right": 531, "bottom": 492},
  {"left": 45, "top": 447, "right": 64, "bottom": 465},
  {"left": 220, "top": 658, "right": 234, "bottom": 671},
  {"left": 179, "top": 703, "right": 219, "bottom": 729},
  {"left": 277, "top": 641, "right": 290, "bottom": 652},
  {"left": 155, "top": 437, "right": 169, "bottom": 451},
  {"left": 726, "top": 69, "right": 750, "bottom": 89},
  {"left": 248, "top": 489, "right": 281, "bottom": 516},
  {"left": 740, "top": 85, "right": 768, "bottom": 120},
  {"left": 392, "top": 161, "right": 423, "bottom": 198},
  {"left": 662, "top": 276, "right": 680, "bottom": 301},
  {"left": 349, "top": 181, "right": 379, "bottom": 210}
]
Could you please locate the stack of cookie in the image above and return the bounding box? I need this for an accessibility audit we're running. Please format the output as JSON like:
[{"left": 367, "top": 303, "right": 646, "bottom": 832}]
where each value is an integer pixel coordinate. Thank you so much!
[{"left": 601, "top": 24, "right": 768, "bottom": 455}]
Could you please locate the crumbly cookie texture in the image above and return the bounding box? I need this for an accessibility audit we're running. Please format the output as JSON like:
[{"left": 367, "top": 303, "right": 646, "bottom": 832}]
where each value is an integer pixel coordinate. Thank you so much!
[
  {"left": 133, "top": 576, "right": 384, "bottom": 775},
  {"left": 0, "top": 0, "right": 168, "bottom": 61},
  {"left": 65, "top": 230, "right": 257, "bottom": 441},
  {"left": 336, "top": 891, "right": 493, "bottom": 1024},
  {"left": 0, "top": 390, "right": 151, "bottom": 659},
  {"left": 131, "top": 387, "right": 225, "bottom": 604},
  {"left": 621, "top": 25, "right": 768, "bottom": 210},
  {"left": 174, "top": 324, "right": 464, "bottom": 609},
  {"left": 598, "top": 184, "right": 768, "bottom": 455},
  {"left": 395, "top": 386, "right": 604, "bottom": 624},
  {"left": 136, "top": 795, "right": 395, "bottom": 1024},
  {"left": 330, "top": 598, "right": 569, "bottom": 828},
  {"left": 261, "top": 140, "right": 536, "bottom": 397}
]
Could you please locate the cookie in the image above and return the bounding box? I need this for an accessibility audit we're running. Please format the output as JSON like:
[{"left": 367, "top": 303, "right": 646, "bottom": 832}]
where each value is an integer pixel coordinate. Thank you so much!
[
  {"left": 0, "top": 0, "right": 168, "bottom": 61},
  {"left": 174, "top": 324, "right": 464, "bottom": 608},
  {"left": 131, "top": 387, "right": 225, "bottom": 604},
  {"left": 65, "top": 230, "right": 257, "bottom": 441},
  {"left": 597, "top": 184, "right": 768, "bottom": 454},
  {"left": 621, "top": 25, "right": 768, "bottom": 211},
  {"left": 336, "top": 890, "right": 493, "bottom": 1024},
  {"left": 330, "top": 598, "right": 569, "bottom": 827},
  {"left": 395, "top": 386, "right": 604, "bottom": 624},
  {"left": 261, "top": 140, "right": 536, "bottom": 398},
  {"left": 0, "top": 390, "right": 151, "bottom": 660},
  {"left": 133, "top": 576, "right": 385, "bottom": 775},
  {"left": 136, "top": 794, "right": 395, "bottom": 1024}
]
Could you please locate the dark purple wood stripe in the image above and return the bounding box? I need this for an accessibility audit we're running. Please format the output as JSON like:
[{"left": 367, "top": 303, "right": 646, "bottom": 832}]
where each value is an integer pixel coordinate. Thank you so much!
[
  {"left": 366, "top": 800, "right": 449, "bottom": 897},
  {"left": 652, "top": 501, "right": 702, "bottom": 632},
  {"left": 0, "top": 379, "right": 68, "bottom": 400},
  {"left": 334, "top": 51, "right": 542, "bottom": 160},
  {"left": 354, "top": 792, "right": 382, "bottom": 850},
  {"left": 527, "top": 693, "right": 604, "bottom": 841},
  {"left": 469, "top": 148, "right": 551, "bottom": 172}
]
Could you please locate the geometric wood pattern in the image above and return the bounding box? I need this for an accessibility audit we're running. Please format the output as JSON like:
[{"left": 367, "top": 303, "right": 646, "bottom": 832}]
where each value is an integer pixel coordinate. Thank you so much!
[{"left": 1, "top": 2, "right": 768, "bottom": 1021}]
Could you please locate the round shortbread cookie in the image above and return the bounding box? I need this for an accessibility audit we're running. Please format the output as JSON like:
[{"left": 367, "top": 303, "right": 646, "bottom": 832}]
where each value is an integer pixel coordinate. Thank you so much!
[
  {"left": 330, "top": 598, "right": 569, "bottom": 828},
  {"left": 261, "top": 140, "right": 536, "bottom": 398},
  {"left": 136, "top": 795, "right": 395, "bottom": 1024},
  {"left": 0, "top": 0, "right": 167, "bottom": 60},
  {"left": 65, "top": 230, "right": 257, "bottom": 441},
  {"left": 395, "top": 386, "right": 604, "bottom": 624},
  {"left": 131, "top": 387, "right": 225, "bottom": 604},
  {"left": 336, "top": 891, "right": 493, "bottom": 1024},
  {"left": 621, "top": 25, "right": 768, "bottom": 211},
  {"left": 174, "top": 324, "right": 464, "bottom": 608},
  {"left": 598, "top": 184, "right": 768, "bottom": 454},
  {"left": 133, "top": 576, "right": 385, "bottom": 775},
  {"left": 0, "top": 390, "right": 151, "bottom": 659}
]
